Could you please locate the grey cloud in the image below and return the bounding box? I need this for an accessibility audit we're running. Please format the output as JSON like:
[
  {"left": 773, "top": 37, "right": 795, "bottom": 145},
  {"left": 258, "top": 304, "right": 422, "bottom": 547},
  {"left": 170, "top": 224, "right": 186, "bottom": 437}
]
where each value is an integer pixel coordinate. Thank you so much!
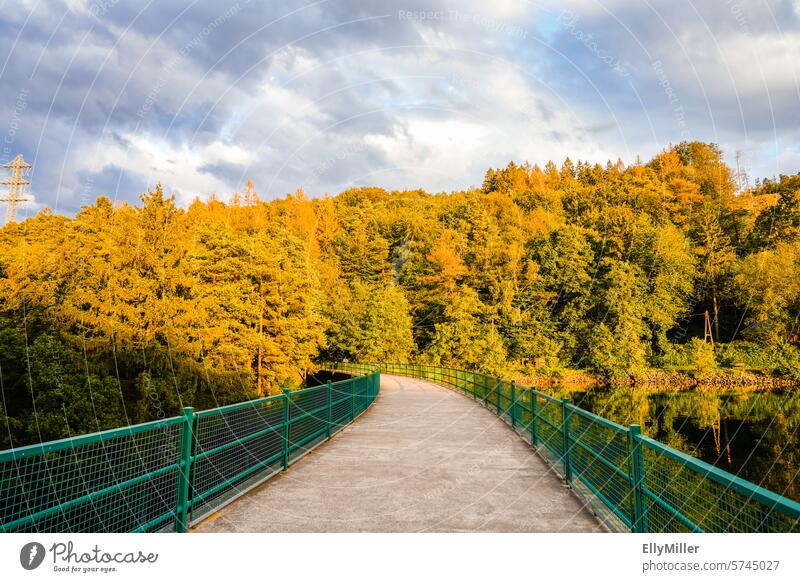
[
  {"left": 1, "top": 0, "right": 799, "bottom": 214},
  {"left": 75, "top": 164, "right": 149, "bottom": 208},
  {"left": 198, "top": 159, "right": 249, "bottom": 185},
  {"left": 544, "top": 0, "right": 800, "bottom": 161}
]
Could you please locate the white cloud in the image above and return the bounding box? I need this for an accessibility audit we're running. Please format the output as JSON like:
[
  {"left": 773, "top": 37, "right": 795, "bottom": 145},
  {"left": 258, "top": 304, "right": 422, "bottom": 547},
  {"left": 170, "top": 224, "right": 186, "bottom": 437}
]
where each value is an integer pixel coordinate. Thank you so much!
[{"left": 79, "top": 132, "right": 255, "bottom": 204}]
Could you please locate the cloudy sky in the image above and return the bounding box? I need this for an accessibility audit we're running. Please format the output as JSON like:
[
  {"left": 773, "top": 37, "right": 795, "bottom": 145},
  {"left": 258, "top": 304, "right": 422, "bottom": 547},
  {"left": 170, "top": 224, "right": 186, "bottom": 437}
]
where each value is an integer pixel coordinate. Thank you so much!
[{"left": 1, "top": 0, "right": 799, "bottom": 216}]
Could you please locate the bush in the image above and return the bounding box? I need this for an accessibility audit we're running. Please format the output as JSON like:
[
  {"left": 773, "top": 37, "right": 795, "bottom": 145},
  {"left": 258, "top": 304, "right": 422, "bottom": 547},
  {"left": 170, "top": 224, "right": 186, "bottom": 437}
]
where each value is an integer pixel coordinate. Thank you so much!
[
  {"left": 688, "top": 338, "right": 717, "bottom": 378},
  {"left": 715, "top": 341, "right": 800, "bottom": 378},
  {"left": 656, "top": 342, "right": 693, "bottom": 370},
  {"left": 771, "top": 343, "right": 800, "bottom": 380}
]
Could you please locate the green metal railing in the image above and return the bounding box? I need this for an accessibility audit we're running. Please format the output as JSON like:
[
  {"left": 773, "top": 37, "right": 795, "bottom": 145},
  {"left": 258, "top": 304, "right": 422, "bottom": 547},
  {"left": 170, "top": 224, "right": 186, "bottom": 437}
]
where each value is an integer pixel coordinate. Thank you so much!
[
  {"left": 3, "top": 360, "right": 798, "bottom": 533},
  {"left": 0, "top": 364, "right": 380, "bottom": 533},
  {"left": 374, "top": 362, "right": 800, "bottom": 533}
]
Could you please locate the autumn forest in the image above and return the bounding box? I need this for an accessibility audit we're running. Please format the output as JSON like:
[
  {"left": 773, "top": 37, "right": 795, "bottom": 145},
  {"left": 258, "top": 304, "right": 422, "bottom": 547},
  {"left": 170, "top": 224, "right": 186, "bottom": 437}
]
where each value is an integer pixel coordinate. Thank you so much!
[{"left": 1, "top": 141, "right": 799, "bottom": 447}]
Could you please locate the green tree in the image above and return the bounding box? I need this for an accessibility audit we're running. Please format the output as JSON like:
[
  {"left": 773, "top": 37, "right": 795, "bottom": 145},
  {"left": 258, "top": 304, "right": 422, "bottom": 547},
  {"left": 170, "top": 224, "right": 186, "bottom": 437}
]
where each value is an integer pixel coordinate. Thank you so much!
[
  {"left": 324, "top": 281, "right": 414, "bottom": 362},
  {"left": 426, "top": 286, "right": 507, "bottom": 373},
  {"left": 587, "top": 260, "right": 650, "bottom": 378},
  {"left": 733, "top": 242, "right": 800, "bottom": 346},
  {"left": 751, "top": 186, "right": 800, "bottom": 247}
]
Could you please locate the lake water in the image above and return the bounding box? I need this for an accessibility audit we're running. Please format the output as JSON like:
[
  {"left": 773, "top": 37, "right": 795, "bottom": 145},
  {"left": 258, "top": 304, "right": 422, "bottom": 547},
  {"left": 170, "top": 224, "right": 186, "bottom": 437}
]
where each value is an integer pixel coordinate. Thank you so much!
[{"left": 567, "top": 386, "right": 800, "bottom": 502}]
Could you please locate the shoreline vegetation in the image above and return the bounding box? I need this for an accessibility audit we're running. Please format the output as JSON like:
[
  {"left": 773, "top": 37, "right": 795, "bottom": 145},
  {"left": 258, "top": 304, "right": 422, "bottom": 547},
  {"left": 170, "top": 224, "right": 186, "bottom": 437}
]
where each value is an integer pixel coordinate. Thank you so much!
[
  {"left": 518, "top": 368, "right": 800, "bottom": 392},
  {"left": 2, "top": 140, "right": 800, "bottom": 448}
]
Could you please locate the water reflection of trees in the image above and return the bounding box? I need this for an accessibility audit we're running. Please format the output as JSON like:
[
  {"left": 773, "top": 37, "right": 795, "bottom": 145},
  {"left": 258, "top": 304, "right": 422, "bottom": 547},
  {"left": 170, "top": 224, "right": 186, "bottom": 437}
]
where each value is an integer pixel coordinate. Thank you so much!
[{"left": 569, "top": 386, "right": 800, "bottom": 501}]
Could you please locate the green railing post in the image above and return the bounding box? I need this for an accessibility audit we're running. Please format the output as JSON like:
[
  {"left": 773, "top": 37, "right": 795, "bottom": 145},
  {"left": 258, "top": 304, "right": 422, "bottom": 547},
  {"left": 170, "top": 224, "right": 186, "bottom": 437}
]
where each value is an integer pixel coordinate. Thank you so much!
[
  {"left": 562, "top": 398, "right": 573, "bottom": 484},
  {"left": 510, "top": 381, "right": 516, "bottom": 428},
  {"left": 471, "top": 371, "right": 477, "bottom": 399},
  {"left": 629, "top": 424, "right": 648, "bottom": 533},
  {"left": 326, "top": 381, "right": 333, "bottom": 438},
  {"left": 350, "top": 378, "right": 356, "bottom": 422},
  {"left": 175, "top": 406, "right": 194, "bottom": 533},
  {"left": 282, "top": 391, "right": 291, "bottom": 470},
  {"left": 496, "top": 379, "right": 502, "bottom": 415},
  {"left": 531, "top": 390, "right": 539, "bottom": 446}
]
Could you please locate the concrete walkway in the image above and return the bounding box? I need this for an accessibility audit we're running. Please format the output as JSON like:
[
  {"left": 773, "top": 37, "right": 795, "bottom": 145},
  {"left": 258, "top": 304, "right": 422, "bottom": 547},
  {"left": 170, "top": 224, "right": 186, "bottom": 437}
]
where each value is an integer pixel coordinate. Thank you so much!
[{"left": 194, "top": 375, "right": 604, "bottom": 532}]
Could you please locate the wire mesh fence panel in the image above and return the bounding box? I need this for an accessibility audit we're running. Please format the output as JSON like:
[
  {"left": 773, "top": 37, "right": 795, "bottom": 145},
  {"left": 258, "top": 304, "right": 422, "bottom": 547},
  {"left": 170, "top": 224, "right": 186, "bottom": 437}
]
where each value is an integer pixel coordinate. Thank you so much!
[
  {"left": 477, "top": 374, "right": 487, "bottom": 399},
  {"left": 460, "top": 372, "right": 470, "bottom": 397},
  {"left": 498, "top": 381, "right": 513, "bottom": 424},
  {"left": 288, "top": 389, "right": 328, "bottom": 462},
  {"left": 288, "top": 386, "right": 328, "bottom": 453},
  {"left": 639, "top": 438, "right": 800, "bottom": 533},
  {"left": 514, "top": 389, "right": 534, "bottom": 440},
  {"left": 330, "top": 385, "right": 353, "bottom": 430},
  {"left": 0, "top": 419, "right": 183, "bottom": 533},
  {"left": 460, "top": 372, "right": 470, "bottom": 396},
  {"left": 325, "top": 364, "right": 380, "bottom": 426},
  {"left": 359, "top": 376, "right": 367, "bottom": 410},
  {"left": 568, "top": 407, "right": 634, "bottom": 529},
  {"left": 484, "top": 378, "right": 499, "bottom": 409},
  {"left": 535, "top": 393, "right": 564, "bottom": 465},
  {"left": 191, "top": 398, "right": 286, "bottom": 523},
  {"left": 353, "top": 377, "right": 365, "bottom": 415},
  {"left": 356, "top": 375, "right": 371, "bottom": 415},
  {"left": 468, "top": 374, "right": 477, "bottom": 401},
  {"left": 471, "top": 372, "right": 479, "bottom": 398}
]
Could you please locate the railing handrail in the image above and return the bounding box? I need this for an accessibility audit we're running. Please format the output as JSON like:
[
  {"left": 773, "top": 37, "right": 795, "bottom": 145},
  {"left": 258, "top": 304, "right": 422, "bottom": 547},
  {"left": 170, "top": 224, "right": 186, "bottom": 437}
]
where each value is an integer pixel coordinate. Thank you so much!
[{"left": 0, "top": 415, "right": 185, "bottom": 462}]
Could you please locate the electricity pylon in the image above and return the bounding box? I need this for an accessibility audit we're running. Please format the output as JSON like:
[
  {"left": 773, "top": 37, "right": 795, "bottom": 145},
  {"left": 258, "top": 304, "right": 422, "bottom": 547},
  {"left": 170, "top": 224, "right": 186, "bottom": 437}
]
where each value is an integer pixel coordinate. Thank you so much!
[
  {"left": 704, "top": 310, "right": 714, "bottom": 348},
  {"left": 1, "top": 154, "right": 32, "bottom": 223}
]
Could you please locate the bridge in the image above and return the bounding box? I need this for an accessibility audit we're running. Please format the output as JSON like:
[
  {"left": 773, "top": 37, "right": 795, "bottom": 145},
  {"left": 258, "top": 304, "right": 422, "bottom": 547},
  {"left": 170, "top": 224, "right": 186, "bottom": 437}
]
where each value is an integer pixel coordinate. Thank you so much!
[
  {"left": 195, "top": 374, "right": 602, "bottom": 532},
  {"left": 1, "top": 363, "right": 799, "bottom": 533}
]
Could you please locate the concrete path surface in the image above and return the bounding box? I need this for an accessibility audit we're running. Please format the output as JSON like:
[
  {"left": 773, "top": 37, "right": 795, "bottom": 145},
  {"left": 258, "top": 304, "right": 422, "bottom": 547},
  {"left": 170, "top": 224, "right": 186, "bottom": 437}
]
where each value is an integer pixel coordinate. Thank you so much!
[{"left": 194, "top": 374, "right": 604, "bottom": 532}]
